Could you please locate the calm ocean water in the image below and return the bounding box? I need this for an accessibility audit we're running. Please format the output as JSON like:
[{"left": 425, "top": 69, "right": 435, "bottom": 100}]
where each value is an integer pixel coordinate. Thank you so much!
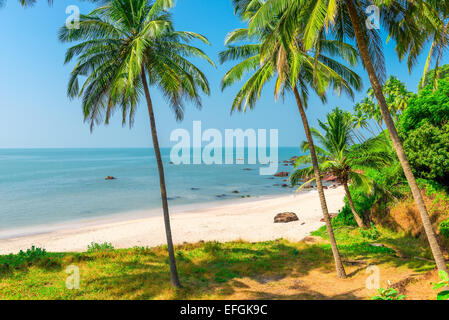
[{"left": 0, "top": 148, "right": 301, "bottom": 236}]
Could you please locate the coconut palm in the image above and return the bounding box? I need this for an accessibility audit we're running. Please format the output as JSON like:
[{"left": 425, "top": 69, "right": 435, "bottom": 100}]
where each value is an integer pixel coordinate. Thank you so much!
[
  {"left": 221, "top": 0, "right": 362, "bottom": 278},
  {"left": 291, "top": 108, "right": 393, "bottom": 228},
  {"left": 392, "top": 0, "right": 449, "bottom": 90},
  {"left": 59, "top": 0, "right": 214, "bottom": 288},
  {"left": 248, "top": 0, "right": 448, "bottom": 273}
]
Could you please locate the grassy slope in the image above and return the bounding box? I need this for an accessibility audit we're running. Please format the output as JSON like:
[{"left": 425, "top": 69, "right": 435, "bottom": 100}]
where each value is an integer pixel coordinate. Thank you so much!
[{"left": 0, "top": 225, "right": 442, "bottom": 300}]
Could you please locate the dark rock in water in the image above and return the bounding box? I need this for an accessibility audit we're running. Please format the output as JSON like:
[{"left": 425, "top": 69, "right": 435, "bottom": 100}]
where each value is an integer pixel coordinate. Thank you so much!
[
  {"left": 232, "top": 190, "right": 239, "bottom": 194},
  {"left": 167, "top": 196, "right": 181, "bottom": 201},
  {"left": 274, "top": 212, "right": 299, "bottom": 223},
  {"left": 268, "top": 177, "right": 275, "bottom": 179},
  {"left": 290, "top": 156, "right": 298, "bottom": 161},
  {"left": 273, "top": 184, "right": 280, "bottom": 186},
  {"left": 282, "top": 184, "right": 288, "bottom": 188},
  {"left": 105, "top": 176, "right": 116, "bottom": 180},
  {"left": 243, "top": 168, "right": 252, "bottom": 171},
  {"left": 216, "top": 194, "right": 226, "bottom": 198},
  {"left": 191, "top": 187, "right": 200, "bottom": 191},
  {"left": 274, "top": 172, "right": 289, "bottom": 177}
]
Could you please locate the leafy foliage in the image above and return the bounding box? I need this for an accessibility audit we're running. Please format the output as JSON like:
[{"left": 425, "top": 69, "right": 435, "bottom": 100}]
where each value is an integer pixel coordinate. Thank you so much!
[
  {"left": 432, "top": 271, "right": 449, "bottom": 301},
  {"left": 399, "top": 78, "right": 449, "bottom": 186},
  {"left": 60, "top": 0, "right": 213, "bottom": 130},
  {"left": 402, "top": 123, "right": 449, "bottom": 185},
  {"left": 400, "top": 79, "right": 449, "bottom": 133},
  {"left": 360, "top": 225, "right": 381, "bottom": 241},
  {"left": 87, "top": 242, "right": 114, "bottom": 252},
  {"left": 439, "top": 219, "right": 449, "bottom": 239},
  {"left": 371, "top": 288, "right": 406, "bottom": 300},
  {"left": 0, "top": 246, "right": 49, "bottom": 270}
]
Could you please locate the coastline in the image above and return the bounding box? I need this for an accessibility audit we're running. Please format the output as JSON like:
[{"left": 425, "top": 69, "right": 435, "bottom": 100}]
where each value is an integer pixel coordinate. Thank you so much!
[{"left": 0, "top": 187, "right": 345, "bottom": 254}]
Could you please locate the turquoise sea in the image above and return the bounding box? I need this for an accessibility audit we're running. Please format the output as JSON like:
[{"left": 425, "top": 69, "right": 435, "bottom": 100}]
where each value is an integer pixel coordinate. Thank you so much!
[{"left": 0, "top": 148, "right": 301, "bottom": 237}]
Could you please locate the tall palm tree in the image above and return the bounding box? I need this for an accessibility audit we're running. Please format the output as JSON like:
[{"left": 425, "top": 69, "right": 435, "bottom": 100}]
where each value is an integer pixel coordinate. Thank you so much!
[
  {"left": 291, "top": 108, "right": 393, "bottom": 228},
  {"left": 59, "top": 0, "right": 214, "bottom": 288},
  {"left": 221, "top": 0, "right": 362, "bottom": 278},
  {"left": 248, "top": 0, "right": 448, "bottom": 274}
]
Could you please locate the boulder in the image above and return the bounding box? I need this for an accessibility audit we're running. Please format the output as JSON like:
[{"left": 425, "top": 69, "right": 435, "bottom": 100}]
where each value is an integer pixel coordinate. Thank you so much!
[
  {"left": 274, "top": 212, "right": 299, "bottom": 223},
  {"left": 105, "top": 176, "right": 116, "bottom": 180},
  {"left": 232, "top": 190, "right": 239, "bottom": 194},
  {"left": 274, "top": 172, "right": 289, "bottom": 177}
]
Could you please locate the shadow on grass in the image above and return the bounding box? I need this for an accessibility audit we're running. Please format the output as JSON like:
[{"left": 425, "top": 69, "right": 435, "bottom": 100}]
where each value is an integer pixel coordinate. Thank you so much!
[{"left": 0, "top": 235, "right": 442, "bottom": 299}]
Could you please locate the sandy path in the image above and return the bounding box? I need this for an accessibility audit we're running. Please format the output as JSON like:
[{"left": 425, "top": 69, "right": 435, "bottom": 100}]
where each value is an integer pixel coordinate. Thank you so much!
[{"left": 0, "top": 187, "right": 345, "bottom": 254}]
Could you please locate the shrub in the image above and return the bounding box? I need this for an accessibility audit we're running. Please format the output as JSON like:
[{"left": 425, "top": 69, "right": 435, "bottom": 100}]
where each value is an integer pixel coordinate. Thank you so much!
[
  {"left": 432, "top": 271, "right": 449, "bottom": 300},
  {"left": 360, "top": 225, "right": 381, "bottom": 240},
  {"left": 371, "top": 288, "right": 406, "bottom": 300},
  {"left": 402, "top": 123, "right": 449, "bottom": 185},
  {"left": 0, "top": 246, "right": 48, "bottom": 270},
  {"left": 87, "top": 242, "right": 114, "bottom": 252},
  {"left": 439, "top": 219, "right": 449, "bottom": 239},
  {"left": 400, "top": 79, "right": 449, "bottom": 134}
]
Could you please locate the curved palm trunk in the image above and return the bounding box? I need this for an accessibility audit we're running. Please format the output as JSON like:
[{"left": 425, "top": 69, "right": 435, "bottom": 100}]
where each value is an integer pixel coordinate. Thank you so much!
[
  {"left": 345, "top": 0, "right": 448, "bottom": 273},
  {"left": 293, "top": 85, "right": 347, "bottom": 278},
  {"left": 141, "top": 66, "right": 182, "bottom": 288},
  {"left": 343, "top": 182, "right": 367, "bottom": 229}
]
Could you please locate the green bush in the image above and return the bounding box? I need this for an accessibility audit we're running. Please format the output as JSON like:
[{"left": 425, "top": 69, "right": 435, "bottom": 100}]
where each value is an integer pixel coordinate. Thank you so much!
[
  {"left": 439, "top": 219, "right": 449, "bottom": 239},
  {"left": 372, "top": 288, "right": 406, "bottom": 300},
  {"left": 400, "top": 79, "right": 449, "bottom": 134},
  {"left": 334, "top": 187, "right": 377, "bottom": 227},
  {"left": 433, "top": 271, "right": 449, "bottom": 300},
  {"left": 402, "top": 123, "right": 449, "bottom": 185},
  {"left": 360, "top": 225, "right": 381, "bottom": 240},
  {"left": 0, "top": 246, "right": 48, "bottom": 270},
  {"left": 87, "top": 242, "right": 114, "bottom": 252}
]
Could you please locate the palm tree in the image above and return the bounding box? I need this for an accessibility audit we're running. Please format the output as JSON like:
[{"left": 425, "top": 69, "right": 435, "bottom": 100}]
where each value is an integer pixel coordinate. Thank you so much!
[
  {"left": 59, "top": 0, "right": 214, "bottom": 288},
  {"left": 221, "top": 0, "right": 362, "bottom": 278},
  {"left": 248, "top": 0, "right": 448, "bottom": 274},
  {"left": 392, "top": 0, "right": 449, "bottom": 90},
  {"left": 291, "top": 108, "right": 393, "bottom": 229}
]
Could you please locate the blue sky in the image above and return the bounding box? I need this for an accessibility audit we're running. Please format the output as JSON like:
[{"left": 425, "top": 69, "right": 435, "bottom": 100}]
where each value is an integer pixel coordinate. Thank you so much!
[{"left": 0, "top": 0, "right": 446, "bottom": 148}]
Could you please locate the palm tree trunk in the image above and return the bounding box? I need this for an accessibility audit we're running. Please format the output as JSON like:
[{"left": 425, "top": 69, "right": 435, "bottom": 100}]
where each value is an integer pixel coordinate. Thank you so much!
[
  {"left": 345, "top": 0, "right": 448, "bottom": 273},
  {"left": 343, "top": 182, "right": 367, "bottom": 229},
  {"left": 141, "top": 66, "right": 182, "bottom": 288},
  {"left": 293, "top": 85, "right": 347, "bottom": 278}
]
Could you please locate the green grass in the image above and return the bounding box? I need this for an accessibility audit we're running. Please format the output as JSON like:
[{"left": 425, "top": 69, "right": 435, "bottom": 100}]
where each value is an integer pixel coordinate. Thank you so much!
[{"left": 0, "top": 227, "right": 437, "bottom": 300}]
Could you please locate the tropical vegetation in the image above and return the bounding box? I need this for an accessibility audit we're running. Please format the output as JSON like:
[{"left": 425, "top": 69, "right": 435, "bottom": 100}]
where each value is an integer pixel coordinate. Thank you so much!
[
  {"left": 290, "top": 108, "right": 393, "bottom": 229},
  {"left": 1, "top": 0, "right": 449, "bottom": 300},
  {"left": 59, "top": 0, "right": 214, "bottom": 288},
  {"left": 220, "top": 0, "right": 362, "bottom": 279}
]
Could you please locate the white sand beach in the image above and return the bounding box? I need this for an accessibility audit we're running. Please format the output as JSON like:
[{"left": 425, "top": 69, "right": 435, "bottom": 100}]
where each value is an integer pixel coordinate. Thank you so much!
[{"left": 0, "top": 187, "right": 345, "bottom": 254}]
